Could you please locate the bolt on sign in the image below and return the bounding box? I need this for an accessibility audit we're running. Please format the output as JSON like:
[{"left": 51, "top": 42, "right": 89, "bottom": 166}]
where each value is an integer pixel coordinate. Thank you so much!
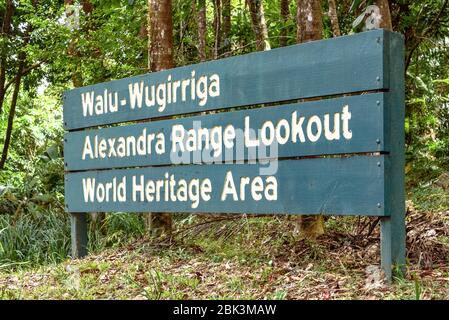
[{"left": 64, "top": 30, "right": 405, "bottom": 282}]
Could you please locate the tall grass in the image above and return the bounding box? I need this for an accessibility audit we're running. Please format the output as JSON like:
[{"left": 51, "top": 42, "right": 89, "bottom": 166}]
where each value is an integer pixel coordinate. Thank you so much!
[
  {"left": 88, "top": 213, "right": 146, "bottom": 252},
  {"left": 0, "top": 210, "right": 146, "bottom": 271},
  {"left": 0, "top": 210, "right": 70, "bottom": 270}
]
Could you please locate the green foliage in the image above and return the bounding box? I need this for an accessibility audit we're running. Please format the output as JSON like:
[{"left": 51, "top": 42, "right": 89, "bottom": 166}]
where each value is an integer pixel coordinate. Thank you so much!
[
  {"left": 0, "top": 0, "right": 448, "bottom": 271},
  {"left": 0, "top": 208, "right": 70, "bottom": 270}
]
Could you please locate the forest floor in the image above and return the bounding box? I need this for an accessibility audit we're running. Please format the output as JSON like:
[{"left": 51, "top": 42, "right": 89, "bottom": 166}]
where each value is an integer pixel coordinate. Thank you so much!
[{"left": 0, "top": 181, "right": 448, "bottom": 300}]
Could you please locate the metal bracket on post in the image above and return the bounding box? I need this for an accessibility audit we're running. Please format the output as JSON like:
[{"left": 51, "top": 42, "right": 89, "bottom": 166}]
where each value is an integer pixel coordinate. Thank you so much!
[{"left": 70, "top": 212, "right": 88, "bottom": 259}]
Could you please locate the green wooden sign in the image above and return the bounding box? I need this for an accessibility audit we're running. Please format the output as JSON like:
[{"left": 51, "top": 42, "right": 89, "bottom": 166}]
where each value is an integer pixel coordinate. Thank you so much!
[
  {"left": 63, "top": 29, "right": 405, "bottom": 281},
  {"left": 64, "top": 93, "right": 386, "bottom": 171},
  {"left": 65, "top": 156, "right": 387, "bottom": 215},
  {"left": 63, "top": 30, "right": 388, "bottom": 130}
]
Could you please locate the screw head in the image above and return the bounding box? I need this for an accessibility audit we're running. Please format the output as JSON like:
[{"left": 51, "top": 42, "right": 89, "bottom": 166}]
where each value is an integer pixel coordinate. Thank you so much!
[
  {"left": 376, "top": 76, "right": 381, "bottom": 82},
  {"left": 376, "top": 139, "right": 381, "bottom": 144},
  {"left": 377, "top": 203, "right": 381, "bottom": 208}
]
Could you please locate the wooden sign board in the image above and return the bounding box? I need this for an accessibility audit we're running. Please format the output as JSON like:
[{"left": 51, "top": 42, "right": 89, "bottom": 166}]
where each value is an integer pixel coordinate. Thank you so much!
[
  {"left": 63, "top": 29, "right": 405, "bottom": 281},
  {"left": 65, "top": 157, "right": 386, "bottom": 215},
  {"left": 65, "top": 93, "right": 386, "bottom": 171}
]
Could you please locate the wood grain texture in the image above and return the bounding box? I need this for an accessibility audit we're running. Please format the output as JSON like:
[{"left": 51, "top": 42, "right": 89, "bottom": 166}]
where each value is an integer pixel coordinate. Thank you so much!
[{"left": 63, "top": 30, "right": 388, "bottom": 130}]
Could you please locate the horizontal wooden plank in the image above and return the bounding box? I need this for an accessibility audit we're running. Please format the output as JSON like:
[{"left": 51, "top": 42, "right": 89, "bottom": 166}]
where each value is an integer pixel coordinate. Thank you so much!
[
  {"left": 64, "top": 93, "right": 386, "bottom": 171},
  {"left": 64, "top": 156, "right": 387, "bottom": 216},
  {"left": 63, "top": 30, "right": 389, "bottom": 130}
]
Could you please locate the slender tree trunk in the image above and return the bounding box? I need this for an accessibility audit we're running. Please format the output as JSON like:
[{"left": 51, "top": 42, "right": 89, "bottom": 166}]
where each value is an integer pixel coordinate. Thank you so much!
[
  {"left": 375, "top": 0, "right": 392, "bottom": 30},
  {"left": 148, "top": 0, "right": 174, "bottom": 72},
  {"left": 296, "top": 0, "right": 323, "bottom": 43},
  {"left": 0, "top": 19, "right": 31, "bottom": 170},
  {"left": 197, "top": 0, "right": 207, "bottom": 61},
  {"left": 147, "top": 0, "right": 174, "bottom": 237},
  {"left": 0, "top": 0, "right": 15, "bottom": 116},
  {"left": 405, "top": 0, "right": 447, "bottom": 72},
  {"left": 246, "top": 0, "right": 271, "bottom": 51},
  {"left": 0, "top": 62, "right": 24, "bottom": 170},
  {"left": 213, "top": 0, "right": 222, "bottom": 59},
  {"left": 65, "top": 0, "right": 84, "bottom": 87},
  {"left": 295, "top": 0, "right": 325, "bottom": 239},
  {"left": 280, "top": 0, "right": 290, "bottom": 47},
  {"left": 328, "top": 0, "right": 341, "bottom": 36},
  {"left": 221, "top": 0, "right": 232, "bottom": 57}
]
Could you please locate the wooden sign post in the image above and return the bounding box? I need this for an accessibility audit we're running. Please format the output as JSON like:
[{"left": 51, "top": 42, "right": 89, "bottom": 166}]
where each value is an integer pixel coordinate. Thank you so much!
[{"left": 63, "top": 30, "right": 405, "bottom": 282}]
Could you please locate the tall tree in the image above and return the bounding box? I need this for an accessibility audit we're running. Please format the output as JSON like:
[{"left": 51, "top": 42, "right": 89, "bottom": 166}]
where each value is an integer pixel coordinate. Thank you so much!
[
  {"left": 280, "top": 0, "right": 290, "bottom": 47},
  {"left": 0, "top": 0, "right": 44, "bottom": 169},
  {"left": 328, "top": 0, "right": 341, "bottom": 36},
  {"left": 64, "top": 0, "right": 95, "bottom": 87},
  {"left": 0, "top": 0, "right": 15, "bottom": 116},
  {"left": 296, "top": 0, "right": 323, "bottom": 43},
  {"left": 65, "top": 0, "right": 82, "bottom": 87},
  {"left": 375, "top": 0, "right": 392, "bottom": 30},
  {"left": 148, "top": 0, "right": 174, "bottom": 72},
  {"left": 295, "top": 0, "right": 325, "bottom": 239},
  {"left": 147, "top": 0, "right": 174, "bottom": 237},
  {"left": 221, "top": 0, "right": 232, "bottom": 57},
  {"left": 213, "top": 0, "right": 222, "bottom": 59},
  {"left": 403, "top": 0, "right": 448, "bottom": 72},
  {"left": 0, "top": 26, "right": 30, "bottom": 170},
  {"left": 246, "top": 0, "right": 271, "bottom": 51},
  {"left": 197, "top": 0, "right": 207, "bottom": 61}
]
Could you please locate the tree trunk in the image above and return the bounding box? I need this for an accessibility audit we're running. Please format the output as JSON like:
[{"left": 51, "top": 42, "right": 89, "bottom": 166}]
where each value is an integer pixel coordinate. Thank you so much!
[
  {"left": 146, "top": 0, "right": 174, "bottom": 237},
  {"left": 296, "top": 0, "right": 323, "bottom": 43},
  {"left": 148, "top": 0, "right": 174, "bottom": 72},
  {"left": 295, "top": 0, "right": 325, "bottom": 239},
  {"left": 221, "top": 0, "right": 232, "bottom": 57},
  {"left": 197, "top": 0, "right": 207, "bottom": 61},
  {"left": 0, "top": 0, "right": 15, "bottom": 116},
  {"left": 0, "top": 62, "right": 23, "bottom": 170},
  {"left": 65, "top": 0, "right": 94, "bottom": 87},
  {"left": 246, "top": 0, "right": 271, "bottom": 51},
  {"left": 213, "top": 0, "right": 222, "bottom": 59},
  {"left": 328, "top": 0, "right": 341, "bottom": 36},
  {"left": 375, "top": 0, "right": 392, "bottom": 30},
  {"left": 280, "top": 0, "right": 290, "bottom": 47},
  {"left": 65, "top": 0, "right": 83, "bottom": 87},
  {"left": 0, "top": 19, "right": 31, "bottom": 170}
]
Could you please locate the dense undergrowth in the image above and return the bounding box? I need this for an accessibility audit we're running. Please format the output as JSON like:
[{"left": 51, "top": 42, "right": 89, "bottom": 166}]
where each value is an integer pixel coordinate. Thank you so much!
[
  {"left": 0, "top": 0, "right": 448, "bottom": 299},
  {"left": 0, "top": 181, "right": 447, "bottom": 299},
  {"left": 0, "top": 90, "right": 447, "bottom": 300},
  {"left": 0, "top": 89, "right": 447, "bottom": 272}
]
